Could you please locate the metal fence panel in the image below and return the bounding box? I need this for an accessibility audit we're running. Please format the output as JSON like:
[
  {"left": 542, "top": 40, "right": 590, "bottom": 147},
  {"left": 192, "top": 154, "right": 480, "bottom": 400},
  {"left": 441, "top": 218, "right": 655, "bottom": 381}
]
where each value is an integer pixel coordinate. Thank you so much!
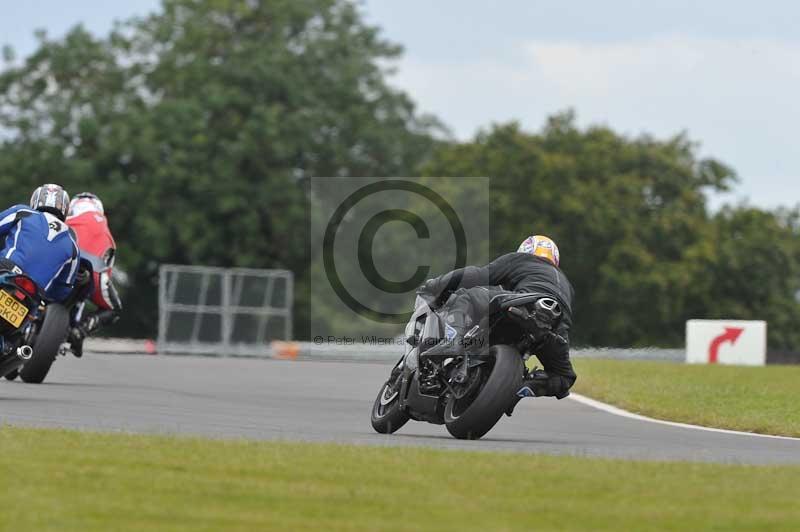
[{"left": 158, "top": 265, "right": 293, "bottom": 356}]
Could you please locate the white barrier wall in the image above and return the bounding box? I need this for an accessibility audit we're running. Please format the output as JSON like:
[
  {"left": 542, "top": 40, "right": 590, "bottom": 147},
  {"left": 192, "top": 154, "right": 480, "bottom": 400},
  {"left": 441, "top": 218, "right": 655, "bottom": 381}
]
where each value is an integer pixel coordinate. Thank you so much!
[{"left": 686, "top": 320, "right": 767, "bottom": 366}]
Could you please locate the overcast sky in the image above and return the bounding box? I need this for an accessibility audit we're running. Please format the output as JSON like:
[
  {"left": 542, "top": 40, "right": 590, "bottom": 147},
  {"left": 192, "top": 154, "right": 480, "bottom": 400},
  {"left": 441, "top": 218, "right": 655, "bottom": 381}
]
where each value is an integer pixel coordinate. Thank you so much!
[{"left": 2, "top": 0, "right": 798, "bottom": 208}]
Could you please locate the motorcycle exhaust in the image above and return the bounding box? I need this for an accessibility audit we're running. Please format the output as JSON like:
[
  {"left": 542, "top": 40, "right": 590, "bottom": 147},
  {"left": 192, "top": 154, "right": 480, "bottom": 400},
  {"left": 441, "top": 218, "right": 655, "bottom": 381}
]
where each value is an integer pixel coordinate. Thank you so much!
[{"left": 0, "top": 346, "right": 31, "bottom": 378}]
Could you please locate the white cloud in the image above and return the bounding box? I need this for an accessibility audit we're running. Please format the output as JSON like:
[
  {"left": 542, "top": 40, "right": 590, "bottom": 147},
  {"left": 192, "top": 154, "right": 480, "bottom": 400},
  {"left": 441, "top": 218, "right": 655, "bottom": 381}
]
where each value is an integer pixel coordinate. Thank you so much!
[{"left": 390, "top": 35, "right": 800, "bottom": 207}]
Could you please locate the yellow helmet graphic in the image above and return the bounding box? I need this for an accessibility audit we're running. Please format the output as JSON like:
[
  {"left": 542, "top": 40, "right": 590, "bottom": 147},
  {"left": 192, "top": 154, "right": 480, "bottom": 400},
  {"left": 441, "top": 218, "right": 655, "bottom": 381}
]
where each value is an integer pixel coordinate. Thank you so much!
[{"left": 517, "top": 235, "right": 560, "bottom": 266}]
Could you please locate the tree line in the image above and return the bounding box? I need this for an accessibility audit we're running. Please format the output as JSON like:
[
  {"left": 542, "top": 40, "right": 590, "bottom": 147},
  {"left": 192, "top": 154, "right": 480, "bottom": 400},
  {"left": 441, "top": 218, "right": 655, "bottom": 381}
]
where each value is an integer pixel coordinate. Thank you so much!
[{"left": 1, "top": 0, "right": 798, "bottom": 348}]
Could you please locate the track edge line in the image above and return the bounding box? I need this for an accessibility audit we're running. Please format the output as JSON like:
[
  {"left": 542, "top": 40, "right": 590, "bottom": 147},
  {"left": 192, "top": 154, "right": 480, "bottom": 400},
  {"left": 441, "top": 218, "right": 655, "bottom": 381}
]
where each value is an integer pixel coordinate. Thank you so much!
[{"left": 569, "top": 392, "right": 800, "bottom": 442}]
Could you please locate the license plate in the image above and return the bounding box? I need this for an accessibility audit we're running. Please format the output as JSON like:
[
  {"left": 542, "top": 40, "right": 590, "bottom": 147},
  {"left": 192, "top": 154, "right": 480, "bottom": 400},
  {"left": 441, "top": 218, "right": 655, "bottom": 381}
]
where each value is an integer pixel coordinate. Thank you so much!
[{"left": 0, "top": 289, "right": 28, "bottom": 328}]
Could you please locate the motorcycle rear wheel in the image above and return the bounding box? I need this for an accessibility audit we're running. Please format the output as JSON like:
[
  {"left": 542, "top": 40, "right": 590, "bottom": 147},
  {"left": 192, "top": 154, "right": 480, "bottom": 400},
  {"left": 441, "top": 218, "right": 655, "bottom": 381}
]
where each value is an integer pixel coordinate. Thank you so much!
[
  {"left": 20, "top": 303, "right": 70, "bottom": 384},
  {"left": 444, "top": 345, "right": 523, "bottom": 440}
]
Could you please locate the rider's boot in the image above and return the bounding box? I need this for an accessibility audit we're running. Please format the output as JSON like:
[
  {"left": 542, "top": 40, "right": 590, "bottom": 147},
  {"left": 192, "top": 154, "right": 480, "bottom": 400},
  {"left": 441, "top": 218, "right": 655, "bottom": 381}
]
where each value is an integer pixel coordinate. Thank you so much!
[
  {"left": 69, "top": 311, "right": 119, "bottom": 358},
  {"left": 68, "top": 326, "right": 87, "bottom": 358},
  {"left": 506, "top": 369, "right": 550, "bottom": 416},
  {"left": 68, "top": 315, "right": 98, "bottom": 358},
  {"left": 516, "top": 368, "right": 550, "bottom": 397},
  {"left": 515, "top": 369, "right": 571, "bottom": 401}
]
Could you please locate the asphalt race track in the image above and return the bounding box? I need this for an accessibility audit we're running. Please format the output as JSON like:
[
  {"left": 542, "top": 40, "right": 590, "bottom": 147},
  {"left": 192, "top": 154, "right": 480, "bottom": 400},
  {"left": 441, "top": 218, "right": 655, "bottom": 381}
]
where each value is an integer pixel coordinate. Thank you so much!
[{"left": 1, "top": 354, "right": 799, "bottom": 464}]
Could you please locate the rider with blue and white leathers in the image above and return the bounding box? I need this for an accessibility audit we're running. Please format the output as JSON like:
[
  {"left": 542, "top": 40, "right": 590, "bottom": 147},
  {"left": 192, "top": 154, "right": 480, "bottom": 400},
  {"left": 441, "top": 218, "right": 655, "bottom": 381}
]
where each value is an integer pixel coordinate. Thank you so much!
[
  {"left": 0, "top": 184, "right": 80, "bottom": 303},
  {"left": 418, "top": 235, "right": 577, "bottom": 400}
]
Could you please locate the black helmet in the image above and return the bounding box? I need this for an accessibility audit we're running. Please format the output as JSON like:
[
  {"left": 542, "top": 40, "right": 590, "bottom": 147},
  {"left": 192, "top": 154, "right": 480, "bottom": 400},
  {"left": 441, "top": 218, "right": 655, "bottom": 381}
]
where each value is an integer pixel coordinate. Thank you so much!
[{"left": 30, "top": 184, "right": 70, "bottom": 221}]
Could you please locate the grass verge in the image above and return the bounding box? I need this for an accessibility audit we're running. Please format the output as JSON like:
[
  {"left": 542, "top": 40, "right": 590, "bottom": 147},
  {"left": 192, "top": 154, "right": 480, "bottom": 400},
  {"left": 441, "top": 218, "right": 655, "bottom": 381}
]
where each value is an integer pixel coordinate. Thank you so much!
[
  {"left": 573, "top": 359, "right": 800, "bottom": 437},
  {"left": 1, "top": 427, "right": 799, "bottom": 531}
]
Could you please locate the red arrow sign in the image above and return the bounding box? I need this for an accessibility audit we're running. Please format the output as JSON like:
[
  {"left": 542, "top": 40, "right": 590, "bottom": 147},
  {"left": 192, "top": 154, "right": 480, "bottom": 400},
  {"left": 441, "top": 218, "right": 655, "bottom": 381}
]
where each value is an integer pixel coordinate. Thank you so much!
[{"left": 708, "top": 327, "right": 744, "bottom": 363}]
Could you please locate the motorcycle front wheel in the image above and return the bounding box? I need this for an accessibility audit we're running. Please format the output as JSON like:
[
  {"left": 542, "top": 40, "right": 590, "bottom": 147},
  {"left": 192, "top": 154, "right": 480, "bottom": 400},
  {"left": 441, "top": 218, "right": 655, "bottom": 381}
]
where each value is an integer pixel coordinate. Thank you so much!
[
  {"left": 444, "top": 345, "right": 523, "bottom": 440},
  {"left": 370, "top": 369, "right": 410, "bottom": 434}
]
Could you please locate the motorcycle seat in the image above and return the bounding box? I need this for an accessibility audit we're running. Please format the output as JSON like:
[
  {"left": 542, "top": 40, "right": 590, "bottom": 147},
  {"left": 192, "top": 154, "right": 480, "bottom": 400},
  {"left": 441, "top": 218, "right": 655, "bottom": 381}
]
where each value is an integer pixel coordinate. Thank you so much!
[{"left": 489, "top": 292, "right": 550, "bottom": 313}]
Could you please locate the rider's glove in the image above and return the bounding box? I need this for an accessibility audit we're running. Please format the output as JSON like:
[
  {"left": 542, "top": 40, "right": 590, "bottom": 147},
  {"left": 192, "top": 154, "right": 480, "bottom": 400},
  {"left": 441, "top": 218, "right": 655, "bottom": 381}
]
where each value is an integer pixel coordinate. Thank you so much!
[
  {"left": 417, "top": 279, "right": 437, "bottom": 296},
  {"left": 75, "top": 268, "right": 91, "bottom": 287},
  {"left": 416, "top": 279, "right": 442, "bottom": 308},
  {"left": 418, "top": 279, "right": 456, "bottom": 309}
]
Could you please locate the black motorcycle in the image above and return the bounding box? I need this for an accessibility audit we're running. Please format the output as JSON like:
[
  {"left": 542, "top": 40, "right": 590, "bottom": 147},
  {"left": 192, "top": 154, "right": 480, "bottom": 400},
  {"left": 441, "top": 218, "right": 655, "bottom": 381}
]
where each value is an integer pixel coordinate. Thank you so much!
[
  {"left": 2, "top": 260, "right": 92, "bottom": 384},
  {"left": 370, "top": 291, "right": 564, "bottom": 440},
  {"left": 0, "top": 266, "right": 70, "bottom": 382}
]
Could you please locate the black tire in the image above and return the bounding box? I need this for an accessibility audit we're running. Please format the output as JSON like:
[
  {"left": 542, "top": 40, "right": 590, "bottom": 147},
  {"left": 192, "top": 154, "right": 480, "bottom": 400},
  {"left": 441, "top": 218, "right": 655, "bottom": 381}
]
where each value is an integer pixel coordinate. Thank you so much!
[
  {"left": 444, "top": 345, "right": 524, "bottom": 440},
  {"left": 371, "top": 371, "right": 410, "bottom": 434},
  {"left": 20, "top": 303, "right": 70, "bottom": 384},
  {"left": 4, "top": 369, "right": 18, "bottom": 381}
]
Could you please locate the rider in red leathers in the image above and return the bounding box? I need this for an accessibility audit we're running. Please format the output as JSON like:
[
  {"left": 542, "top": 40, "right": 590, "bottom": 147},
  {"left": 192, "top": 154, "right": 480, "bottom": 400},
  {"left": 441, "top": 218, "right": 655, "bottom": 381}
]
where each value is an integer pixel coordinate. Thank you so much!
[{"left": 66, "top": 193, "right": 122, "bottom": 357}]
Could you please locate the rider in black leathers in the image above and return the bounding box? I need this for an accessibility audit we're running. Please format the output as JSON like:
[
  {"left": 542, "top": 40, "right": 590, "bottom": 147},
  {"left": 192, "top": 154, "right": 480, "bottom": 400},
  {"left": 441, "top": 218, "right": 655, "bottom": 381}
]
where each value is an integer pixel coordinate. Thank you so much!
[{"left": 418, "top": 235, "right": 576, "bottom": 400}]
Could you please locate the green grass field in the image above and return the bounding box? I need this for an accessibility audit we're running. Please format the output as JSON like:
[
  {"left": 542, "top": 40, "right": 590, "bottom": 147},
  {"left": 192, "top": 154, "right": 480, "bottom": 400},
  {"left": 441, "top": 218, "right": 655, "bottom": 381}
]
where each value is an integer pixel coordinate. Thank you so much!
[
  {"left": 1, "top": 427, "right": 799, "bottom": 531},
  {"left": 573, "top": 359, "right": 800, "bottom": 437}
]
